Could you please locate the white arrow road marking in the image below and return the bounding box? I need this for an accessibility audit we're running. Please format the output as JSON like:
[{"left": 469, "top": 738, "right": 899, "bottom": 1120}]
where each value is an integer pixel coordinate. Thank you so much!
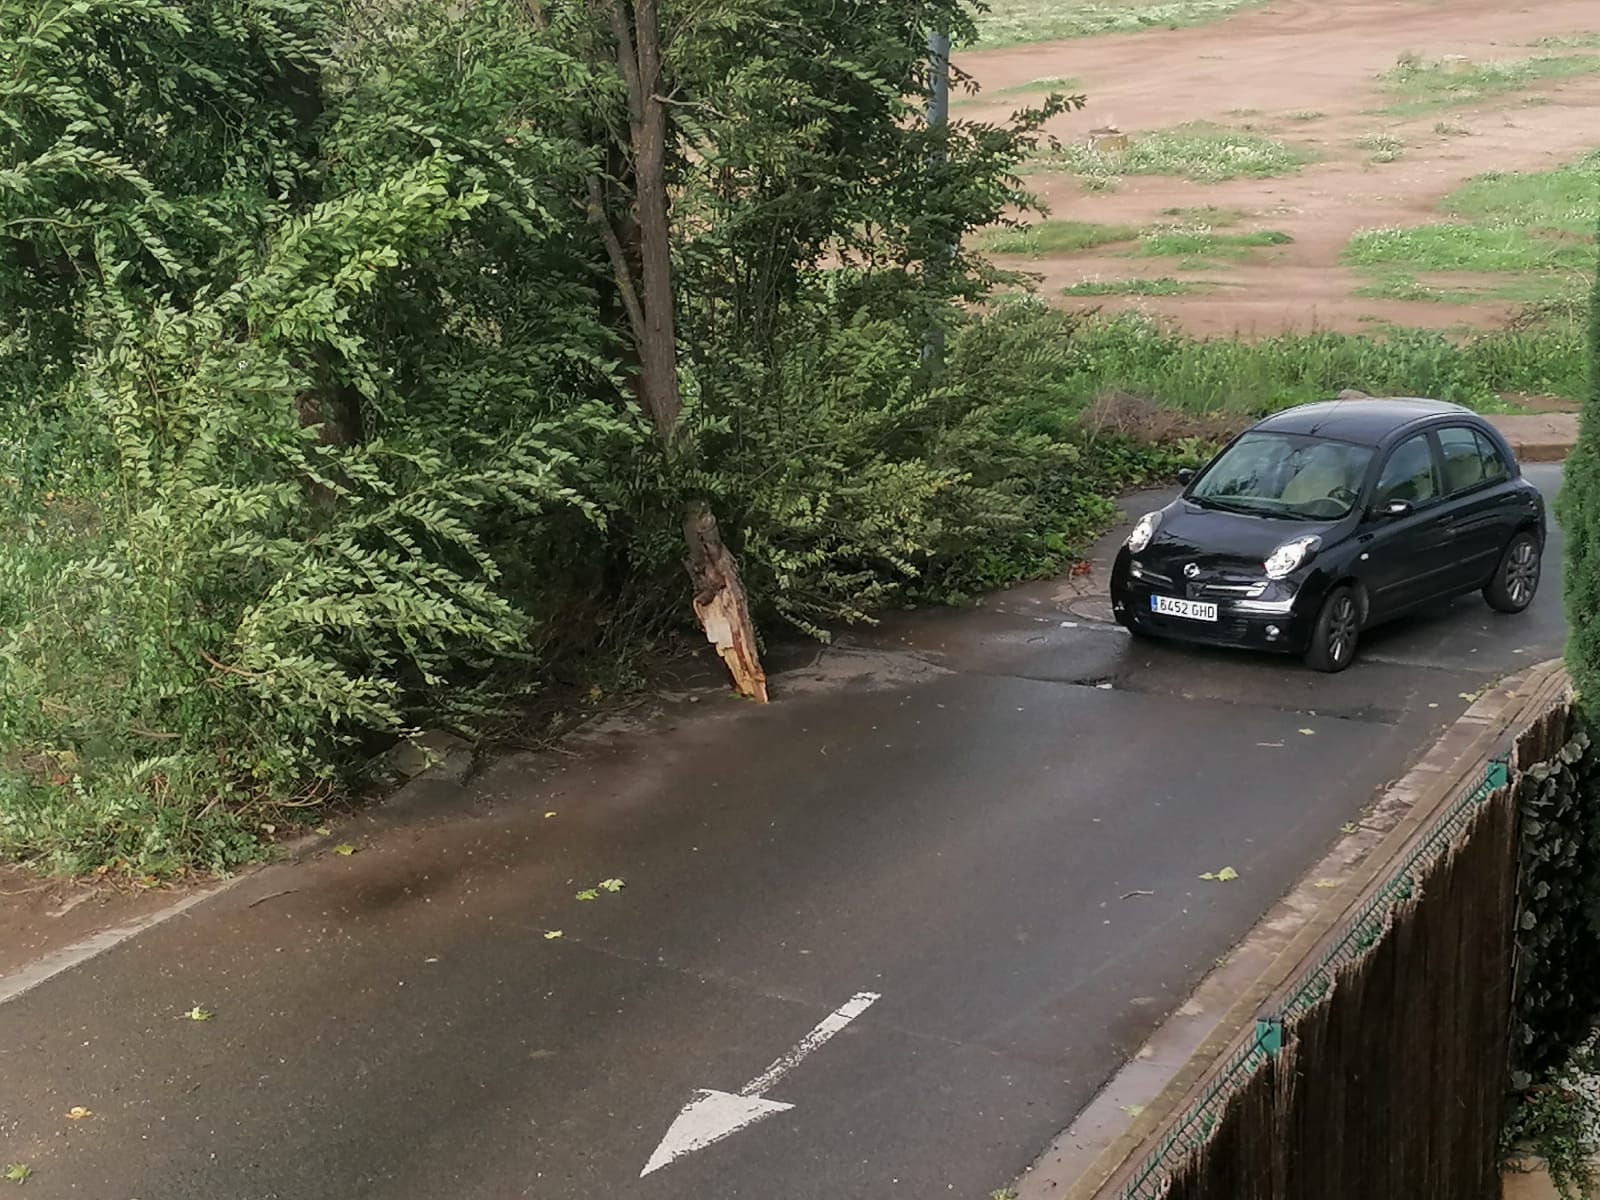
[{"left": 639, "top": 991, "right": 881, "bottom": 1177}]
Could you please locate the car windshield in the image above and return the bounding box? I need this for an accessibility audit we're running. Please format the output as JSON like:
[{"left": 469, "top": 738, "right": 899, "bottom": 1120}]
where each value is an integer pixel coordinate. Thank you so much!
[{"left": 1190, "top": 432, "right": 1373, "bottom": 520}]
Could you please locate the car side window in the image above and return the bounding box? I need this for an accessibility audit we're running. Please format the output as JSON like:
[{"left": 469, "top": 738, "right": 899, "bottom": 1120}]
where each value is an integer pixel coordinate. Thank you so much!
[
  {"left": 1473, "top": 429, "right": 1510, "bottom": 482},
  {"left": 1438, "top": 426, "right": 1491, "bottom": 494},
  {"left": 1374, "top": 434, "right": 1438, "bottom": 509}
]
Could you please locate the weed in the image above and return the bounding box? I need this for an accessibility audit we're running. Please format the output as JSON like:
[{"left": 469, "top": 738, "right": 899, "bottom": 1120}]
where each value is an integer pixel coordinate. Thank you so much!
[
  {"left": 1433, "top": 120, "right": 1472, "bottom": 136},
  {"left": 1356, "top": 132, "right": 1405, "bottom": 162},
  {"left": 982, "top": 219, "right": 1140, "bottom": 257},
  {"left": 1042, "top": 122, "right": 1314, "bottom": 185},
  {"left": 973, "top": 0, "right": 1264, "bottom": 49},
  {"left": 1061, "top": 278, "right": 1201, "bottom": 296},
  {"left": 1378, "top": 52, "right": 1600, "bottom": 115},
  {"left": 1444, "top": 151, "right": 1600, "bottom": 234},
  {"left": 1352, "top": 274, "right": 1482, "bottom": 304},
  {"left": 1285, "top": 109, "right": 1326, "bottom": 121}
]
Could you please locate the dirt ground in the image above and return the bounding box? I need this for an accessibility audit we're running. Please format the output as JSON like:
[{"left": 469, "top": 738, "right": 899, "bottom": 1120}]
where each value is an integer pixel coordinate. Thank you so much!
[{"left": 957, "top": 0, "right": 1600, "bottom": 335}]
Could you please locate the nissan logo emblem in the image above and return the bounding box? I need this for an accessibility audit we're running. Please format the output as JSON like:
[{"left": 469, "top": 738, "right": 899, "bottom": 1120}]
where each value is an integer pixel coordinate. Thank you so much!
[{"left": 1184, "top": 563, "right": 1200, "bottom": 579}]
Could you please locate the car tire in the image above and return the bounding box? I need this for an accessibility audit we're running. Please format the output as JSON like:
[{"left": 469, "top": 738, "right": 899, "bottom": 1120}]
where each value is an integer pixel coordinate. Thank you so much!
[
  {"left": 1304, "top": 586, "right": 1361, "bottom": 674},
  {"left": 1484, "top": 530, "right": 1541, "bottom": 614}
]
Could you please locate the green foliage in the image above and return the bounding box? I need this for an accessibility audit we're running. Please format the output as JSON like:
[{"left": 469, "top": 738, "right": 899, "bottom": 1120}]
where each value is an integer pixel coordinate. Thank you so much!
[
  {"left": 1505, "top": 716, "right": 1600, "bottom": 1196},
  {"left": 1509, "top": 722, "right": 1600, "bottom": 1087},
  {"left": 1136, "top": 226, "right": 1292, "bottom": 261},
  {"left": 1562, "top": 232, "right": 1600, "bottom": 699},
  {"left": 1501, "top": 1036, "right": 1599, "bottom": 1200}
]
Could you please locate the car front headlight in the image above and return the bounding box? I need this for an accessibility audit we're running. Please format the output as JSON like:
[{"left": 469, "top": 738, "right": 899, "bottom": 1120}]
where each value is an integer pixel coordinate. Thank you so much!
[
  {"left": 1127, "top": 511, "right": 1161, "bottom": 554},
  {"left": 1264, "top": 535, "right": 1321, "bottom": 581}
]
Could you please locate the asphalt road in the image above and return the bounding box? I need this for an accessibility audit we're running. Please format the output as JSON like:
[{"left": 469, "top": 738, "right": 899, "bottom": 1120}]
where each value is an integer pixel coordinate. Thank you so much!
[{"left": 0, "top": 466, "right": 1567, "bottom": 1200}]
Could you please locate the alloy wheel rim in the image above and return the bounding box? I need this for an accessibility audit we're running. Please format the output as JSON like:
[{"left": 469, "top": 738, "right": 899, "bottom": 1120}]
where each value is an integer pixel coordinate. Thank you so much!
[
  {"left": 1328, "top": 597, "right": 1358, "bottom": 664},
  {"left": 1507, "top": 540, "right": 1539, "bottom": 607}
]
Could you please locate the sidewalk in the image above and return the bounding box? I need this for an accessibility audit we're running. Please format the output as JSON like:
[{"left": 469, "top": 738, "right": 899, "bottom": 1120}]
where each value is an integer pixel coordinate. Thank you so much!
[{"left": 1490, "top": 413, "right": 1579, "bottom": 464}]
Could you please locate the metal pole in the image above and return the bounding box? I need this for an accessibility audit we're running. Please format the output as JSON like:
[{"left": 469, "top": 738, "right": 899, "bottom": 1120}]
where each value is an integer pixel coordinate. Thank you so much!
[{"left": 922, "top": 26, "right": 952, "bottom": 369}]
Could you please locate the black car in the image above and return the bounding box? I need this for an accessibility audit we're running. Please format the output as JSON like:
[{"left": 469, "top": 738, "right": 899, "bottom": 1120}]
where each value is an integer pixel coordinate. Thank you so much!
[{"left": 1110, "top": 397, "right": 1546, "bottom": 673}]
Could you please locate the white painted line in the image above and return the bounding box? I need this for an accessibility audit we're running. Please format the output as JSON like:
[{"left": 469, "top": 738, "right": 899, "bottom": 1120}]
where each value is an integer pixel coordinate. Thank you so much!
[
  {"left": 640, "top": 990, "right": 881, "bottom": 1177},
  {"left": 0, "top": 879, "right": 242, "bottom": 1008},
  {"left": 739, "top": 990, "right": 879, "bottom": 1097}
]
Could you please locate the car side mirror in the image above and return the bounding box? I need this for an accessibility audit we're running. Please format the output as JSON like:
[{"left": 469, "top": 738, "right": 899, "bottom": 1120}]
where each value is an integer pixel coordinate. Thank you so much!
[
  {"left": 1177, "top": 468, "right": 1196, "bottom": 486},
  {"left": 1379, "top": 499, "right": 1413, "bottom": 519}
]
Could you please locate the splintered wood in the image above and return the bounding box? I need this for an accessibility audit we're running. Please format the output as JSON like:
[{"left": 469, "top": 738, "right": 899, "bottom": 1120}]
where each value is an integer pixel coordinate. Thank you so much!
[{"left": 684, "top": 501, "right": 769, "bottom": 703}]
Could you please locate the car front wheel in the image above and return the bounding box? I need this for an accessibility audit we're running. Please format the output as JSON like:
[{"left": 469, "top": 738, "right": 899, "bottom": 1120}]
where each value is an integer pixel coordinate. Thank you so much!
[
  {"left": 1484, "top": 530, "right": 1541, "bottom": 614},
  {"left": 1305, "top": 586, "right": 1361, "bottom": 674}
]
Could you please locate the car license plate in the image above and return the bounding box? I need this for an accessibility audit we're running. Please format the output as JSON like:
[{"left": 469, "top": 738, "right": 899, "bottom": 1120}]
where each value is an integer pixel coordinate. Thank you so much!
[{"left": 1152, "top": 595, "right": 1218, "bottom": 622}]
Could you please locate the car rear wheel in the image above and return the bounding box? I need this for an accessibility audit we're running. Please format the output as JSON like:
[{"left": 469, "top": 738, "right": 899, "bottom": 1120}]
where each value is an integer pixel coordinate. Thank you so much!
[
  {"left": 1484, "top": 531, "right": 1541, "bottom": 614},
  {"left": 1305, "top": 586, "right": 1360, "bottom": 674}
]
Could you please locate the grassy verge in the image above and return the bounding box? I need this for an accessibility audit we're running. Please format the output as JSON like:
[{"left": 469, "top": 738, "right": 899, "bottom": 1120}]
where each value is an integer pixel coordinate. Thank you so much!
[
  {"left": 1051, "top": 309, "right": 1587, "bottom": 416},
  {"left": 1039, "top": 122, "right": 1314, "bottom": 188},
  {"left": 971, "top": 0, "right": 1262, "bottom": 49},
  {"left": 1377, "top": 51, "right": 1600, "bottom": 116},
  {"left": 1344, "top": 151, "right": 1599, "bottom": 303}
]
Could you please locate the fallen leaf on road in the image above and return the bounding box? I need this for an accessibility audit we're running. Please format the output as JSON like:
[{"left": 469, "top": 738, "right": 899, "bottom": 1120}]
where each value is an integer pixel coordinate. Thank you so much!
[
  {"left": 575, "top": 889, "right": 599, "bottom": 901},
  {"left": 333, "top": 843, "right": 357, "bottom": 856},
  {"left": 1121, "top": 1104, "right": 1144, "bottom": 1116},
  {"left": 65, "top": 1107, "right": 92, "bottom": 1120},
  {"left": 182, "top": 1006, "right": 213, "bottom": 1022},
  {"left": 544, "top": 811, "right": 557, "bottom": 819},
  {"left": 1121, "top": 889, "right": 1155, "bottom": 900},
  {"left": 598, "top": 878, "right": 625, "bottom": 893},
  {"left": 1314, "top": 879, "right": 1341, "bottom": 889},
  {"left": 314, "top": 825, "right": 332, "bottom": 836},
  {"left": 1460, "top": 689, "right": 1486, "bottom": 703},
  {"left": 1342, "top": 823, "right": 1358, "bottom": 834},
  {"left": 1257, "top": 742, "right": 1283, "bottom": 748},
  {"left": 3, "top": 1164, "right": 30, "bottom": 1184},
  {"left": 1200, "top": 867, "right": 1239, "bottom": 883},
  {"left": 1298, "top": 728, "right": 1315, "bottom": 736},
  {"left": 543, "top": 930, "right": 563, "bottom": 940}
]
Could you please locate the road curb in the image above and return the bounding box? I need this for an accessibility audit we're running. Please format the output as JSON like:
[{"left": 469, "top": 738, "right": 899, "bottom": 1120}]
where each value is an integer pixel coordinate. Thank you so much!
[{"left": 1017, "top": 658, "right": 1570, "bottom": 1200}]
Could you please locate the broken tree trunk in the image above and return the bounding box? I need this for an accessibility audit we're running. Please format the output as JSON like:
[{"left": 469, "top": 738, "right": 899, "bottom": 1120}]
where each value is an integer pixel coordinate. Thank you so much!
[{"left": 684, "top": 501, "right": 768, "bottom": 703}]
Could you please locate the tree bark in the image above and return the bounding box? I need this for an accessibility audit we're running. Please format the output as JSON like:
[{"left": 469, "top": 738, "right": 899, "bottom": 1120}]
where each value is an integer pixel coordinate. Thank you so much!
[
  {"left": 590, "top": 0, "right": 768, "bottom": 702},
  {"left": 684, "top": 501, "right": 768, "bottom": 703}
]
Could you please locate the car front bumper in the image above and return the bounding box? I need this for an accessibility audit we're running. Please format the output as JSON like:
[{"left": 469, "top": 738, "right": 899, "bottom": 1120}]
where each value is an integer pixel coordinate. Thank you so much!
[{"left": 1110, "top": 550, "right": 1320, "bottom": 654}]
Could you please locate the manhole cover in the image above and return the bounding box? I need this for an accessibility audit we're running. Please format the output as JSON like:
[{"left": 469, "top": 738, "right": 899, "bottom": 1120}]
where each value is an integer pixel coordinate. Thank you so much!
[{"left": 1066, "top": 596, "right": 1116, "bottom": 624}]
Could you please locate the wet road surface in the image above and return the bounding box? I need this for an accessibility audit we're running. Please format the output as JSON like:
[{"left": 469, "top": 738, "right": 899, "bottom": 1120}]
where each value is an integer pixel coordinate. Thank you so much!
[{"left": 0, "top": 467, "right": 1567, "bottom": 1199}]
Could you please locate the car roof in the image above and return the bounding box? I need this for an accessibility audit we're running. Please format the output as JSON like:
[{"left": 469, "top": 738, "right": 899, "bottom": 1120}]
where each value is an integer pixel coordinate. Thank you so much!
[{"left": 1250, "top": 397, "right": 1479, "bottom": 446}]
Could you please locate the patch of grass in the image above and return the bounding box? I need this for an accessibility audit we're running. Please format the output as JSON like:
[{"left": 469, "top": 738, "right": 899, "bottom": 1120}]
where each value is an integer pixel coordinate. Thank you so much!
[
  {"left": 1138, "top": 226, "right": 1293, "bottom": 260},
  {"left": 972, "top": 0, "right": 1264, "bottom": 49},
  {"left": 982, "top": 219, "right": 1141, "bottom": 257},
  {"left": 1433, "top": 119, "right": 1472, "bottom": 136},
  {"left": 1352, "top": 274, "right": 1483, "bottom": 304},
  {"left": 1356, "top": 132, "right": 1406, "bottom": 162},
  {"left": 1062, "top": 277, "right": 1201, "bottom": 296},
  {"left": 1443, "top": 151, "right": 1600, "bottom": 233},
  {"left": 1158, "top": 205, "right": 1251, "bottom": 226},
  {"left": 1042, "top": 122, "right": 1315, "bottom": 186},
  {"left": 1377, "top": 51, "right": 1600, "bottom": 115},
  {"left": 994, "top": 74, "right": 1082, "bottom": 96},
  {"left": 1285, "top": 109, "right": 1326, "bottom": 121},
  {"left": 1527, "top": 32, "right": 1600, "bottom": 49},
  {"left": 1344, "top": 151, "right": 1600, "bottom": 294},
  {"left": 1057, "top": 310, "right": 1588, "bottom": 416},
  {"left": 1344, "top": 225, "right": 1594, "bottom": 274}
]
